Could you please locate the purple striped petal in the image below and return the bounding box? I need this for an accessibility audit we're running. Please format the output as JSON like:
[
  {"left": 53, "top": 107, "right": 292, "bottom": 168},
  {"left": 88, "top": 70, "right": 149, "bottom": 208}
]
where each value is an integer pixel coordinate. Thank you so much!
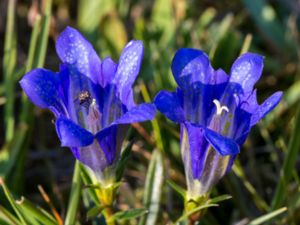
[
  {"left": 184, "top": 122, "right": 210, "bottom": 179},
  {"left": 95, "top": 125, "right": 118, "bottom": 165}
]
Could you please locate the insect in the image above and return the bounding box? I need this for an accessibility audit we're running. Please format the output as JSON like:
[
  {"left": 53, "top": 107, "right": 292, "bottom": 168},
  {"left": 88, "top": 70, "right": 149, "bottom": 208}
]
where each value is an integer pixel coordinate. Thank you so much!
[{"left": 76, "top": 90, "right": 92, "bottom": 107}]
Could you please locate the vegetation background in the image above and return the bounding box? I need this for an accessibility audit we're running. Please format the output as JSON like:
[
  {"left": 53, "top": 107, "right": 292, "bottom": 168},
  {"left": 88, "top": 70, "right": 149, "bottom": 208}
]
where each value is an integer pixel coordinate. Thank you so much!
[{"left": 0, "top": 0, "right": 300, "bottom": 224}]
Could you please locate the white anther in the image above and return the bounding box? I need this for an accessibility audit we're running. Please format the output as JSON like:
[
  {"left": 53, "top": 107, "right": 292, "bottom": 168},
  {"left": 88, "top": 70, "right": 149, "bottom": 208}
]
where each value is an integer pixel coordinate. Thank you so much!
[
  {"left": 91, "top": 98, "right": 96, "bottom": 106},
  {"left": 213, "top": 99, "right": 229, "bottom": 116}
]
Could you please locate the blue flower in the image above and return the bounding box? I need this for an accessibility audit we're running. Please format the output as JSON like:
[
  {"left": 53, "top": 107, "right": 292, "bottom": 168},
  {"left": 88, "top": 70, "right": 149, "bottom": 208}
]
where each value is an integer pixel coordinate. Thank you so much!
[
  {"left": 154, "top": 48, "right": 282, "bottom": 198},
  {"left": 20, "top": 27, "right": 156, "bottom": 183}
]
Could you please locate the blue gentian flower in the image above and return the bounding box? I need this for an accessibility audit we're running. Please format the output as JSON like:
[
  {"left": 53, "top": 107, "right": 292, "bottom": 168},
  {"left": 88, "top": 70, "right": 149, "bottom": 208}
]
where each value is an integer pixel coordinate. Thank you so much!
[
  {"left": 154, "top": 48, "right": 282, "bottom": 199},
  {"left": 20, "top": 27, "right": 156, "bottom": 184}
]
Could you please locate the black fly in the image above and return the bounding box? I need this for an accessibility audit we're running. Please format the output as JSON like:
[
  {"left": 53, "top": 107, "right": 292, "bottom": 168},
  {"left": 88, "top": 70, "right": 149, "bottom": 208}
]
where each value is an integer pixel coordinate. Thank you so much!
[{"left": 76, "top": 90, "right": 92, "bottom": 108}]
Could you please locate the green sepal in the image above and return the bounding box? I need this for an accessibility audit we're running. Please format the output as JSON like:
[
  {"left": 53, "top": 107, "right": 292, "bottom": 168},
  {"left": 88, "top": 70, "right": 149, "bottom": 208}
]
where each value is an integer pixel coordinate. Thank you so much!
[
  {"left": 176, "top": 204, "right": 218, "bottom": 223},
  {"left": 86, "top": 205, "right": 108, "bottom": 220}
]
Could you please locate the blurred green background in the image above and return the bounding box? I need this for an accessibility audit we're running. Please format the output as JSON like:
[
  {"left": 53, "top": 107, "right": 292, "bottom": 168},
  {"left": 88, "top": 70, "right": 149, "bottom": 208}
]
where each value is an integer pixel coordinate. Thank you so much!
[{"left": 0, "top": 0, "right": 300, "bottom": 224}]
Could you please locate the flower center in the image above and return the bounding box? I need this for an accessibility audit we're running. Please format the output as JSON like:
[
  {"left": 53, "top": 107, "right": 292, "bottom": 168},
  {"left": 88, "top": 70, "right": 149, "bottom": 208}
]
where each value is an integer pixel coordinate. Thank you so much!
[{"left": 213, "top": 99, "right": 229, "bottom": 116}]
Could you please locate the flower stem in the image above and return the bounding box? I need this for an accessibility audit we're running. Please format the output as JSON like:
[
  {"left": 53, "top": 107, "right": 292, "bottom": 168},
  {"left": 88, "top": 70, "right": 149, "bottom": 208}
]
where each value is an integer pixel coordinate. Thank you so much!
[{"left": 97, "top": 183, "right": 119, "bottom": 225}]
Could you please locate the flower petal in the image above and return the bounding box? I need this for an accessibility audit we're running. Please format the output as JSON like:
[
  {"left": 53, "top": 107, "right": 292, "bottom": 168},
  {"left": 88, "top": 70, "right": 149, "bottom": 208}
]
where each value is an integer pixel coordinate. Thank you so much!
[
  {"left": 113, "top": 40, "right": 144, "bottom": 105},
  {"left": 55, "top": 117, "right": 94, "bottom": 147},
  {"left": 100, "top": 57, "right": 117, "bottom": 87},
  {"left": 154, "top": 90, "right": 185, "bottom": 123},
  {"left": 171, "top": 48, "right": 213, "bottom": 89},
  {"left": 114, "top": 103, "right": 156, "bottom": 124},
  {"left": 19, "top": 68, "right": 66, "bottom": 116},
  {"left": 250, "top": 91, "right": 283, "bottom": 126},
  {"left": 204, "top": 128, "right": 240, "bottom": 156},
  {"left": 95, "top": 125, "right": 118, "bottom": 165},
  {"left": 184, "top": 122, "right": 210, "bottom": 179},
  {"left": 229, "top": 53, "right": 263, "bottom": 93},
  {"left": 56, "top": 27, "right": 101, "bottom": 84}
]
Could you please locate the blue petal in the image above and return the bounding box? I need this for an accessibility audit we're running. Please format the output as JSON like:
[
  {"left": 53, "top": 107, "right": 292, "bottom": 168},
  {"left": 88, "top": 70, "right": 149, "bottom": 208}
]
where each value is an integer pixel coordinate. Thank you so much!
[
  {"left": 230, "top": 106, "right": 252, "bottom": 143},
  {"left": 171, "top": 48, "right": 213, "bottom": 89},
  {"left": 19, "top": 68, "right": 66, "bottom": 116},
  {"left": 55, "top": 117, "right": 94, "bottom": 147},
  {"left": 154, "top": 90, "right": 185, "bottom": 123},
  {"left": 95, "top": 125, "right": 118, "bottom": 165},
  {"left": 250, "top": 91, "right": 283, "bottom": 126},
  {"left": 184, "top": 122, "right": 210, "bottom": 179},
  {"left": 179, "top": 81, "right": 228, "bottom": 126},
  {"left": 229, "top": 53, "right": 263, "bottom": 93},
  {"left": 114, "top": 103, "right": 156, "bottom": 124},
  {"left": 56, "top": 27, "right": 101, "bottom": 84},
  {"left": 100, "top": 57, "right": 117, "bottom": 87},
  {"left": 204, "top": 128, "right": 240, "bottom": 156},
  {"left": 113, "top": 40, "right": 144, "bottom": 106},
  {"left": 100, "top": 84, "right": 125, "bottom": 128}
]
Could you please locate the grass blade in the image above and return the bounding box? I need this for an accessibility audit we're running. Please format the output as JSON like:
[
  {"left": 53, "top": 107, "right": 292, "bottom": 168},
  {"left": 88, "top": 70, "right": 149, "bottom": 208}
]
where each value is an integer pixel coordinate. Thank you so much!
[
  {"left": 271, "top": 105, "right": 300, "bottom": 209},
  {"left": 0, "top": 178, "right": 27, "bottom": 225},
  {"left": 3, "top": 0, "right": 17, "bottom": 143},
  {"left": 64, "top": 161, "right": 82, "bottom": 225},
  {"left": 139, "top": 150, "right": 164, "bottom": 225},
  {"left": 248, "top": 207, "right": 287, "bottom": 225}
]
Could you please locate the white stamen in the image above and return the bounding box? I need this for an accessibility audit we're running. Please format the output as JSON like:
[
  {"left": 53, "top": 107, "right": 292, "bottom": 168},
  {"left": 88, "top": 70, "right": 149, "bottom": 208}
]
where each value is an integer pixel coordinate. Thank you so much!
[{"left": 213, "top": 99, "right": 229, "bottom": 116}]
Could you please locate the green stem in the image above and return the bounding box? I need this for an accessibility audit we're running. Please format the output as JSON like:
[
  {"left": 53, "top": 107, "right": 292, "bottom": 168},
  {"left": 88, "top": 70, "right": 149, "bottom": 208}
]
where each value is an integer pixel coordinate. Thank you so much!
[
  {"left": 3, "top": 0, "right": 17, "bottom": 143},
  {"left": 271, "top": 105, "right": 300, "bottom": 210},
  {"left": 64, "top": 161, "right": 82, "bottom": 225}
]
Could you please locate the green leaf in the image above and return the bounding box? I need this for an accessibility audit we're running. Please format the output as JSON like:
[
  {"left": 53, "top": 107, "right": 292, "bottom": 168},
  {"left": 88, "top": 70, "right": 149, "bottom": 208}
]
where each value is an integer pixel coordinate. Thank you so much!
[
  {"left": 116, "top": 141, "right": 134, "bottom": 182},
  {"left": 0, "top": 178, "right": 27, "bottom": 225},
  {"left": 64, "top": 161, "right": 82, "bottom": 225},
  {"left": 0, "top": 205, "right": 21, "bottom": 225},
  {"left": 151, "top": 0, "right": 175, "bottom": 46},
  {"left": 248, "top": 207, "right": 287, "bottom": 225},
  {"left": 241, "top": 0, "right": 285, "bottom": 49},
  {"left": 176, "top": 204, "right": 218, "bottom": 223},
  {"left": 3, "top": 0, "right": 17, "bottom": 143},
  {"left": 78, "top": 0, "right": 115, "bottom": 33},
  {"left": 139, "top": 150, "right": 164, "bottom": 225},
  {"left": 110, "top": 208, "right": 148, "bottom": 222},
  {"left": 271, "top": 104, "right": 300, "bottom": 210},
  {"left": 166, "top": 180, "right": 186, "bottom": 200},
  {"left": 207, "top": 195, "right": 232, "bottom": 204},
  {"left": 16, "top": 197, "right": 58, "bottom": 225}
]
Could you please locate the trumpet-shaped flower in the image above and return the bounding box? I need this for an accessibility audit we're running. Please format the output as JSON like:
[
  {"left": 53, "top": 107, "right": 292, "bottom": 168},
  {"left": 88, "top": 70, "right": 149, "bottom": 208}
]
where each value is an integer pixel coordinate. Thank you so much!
[
  {"left": 154, "top": 48, "right": 282, "bottom": 199},
  {"left": 20, "top": 27, "right": 156, "bottom": 184}
]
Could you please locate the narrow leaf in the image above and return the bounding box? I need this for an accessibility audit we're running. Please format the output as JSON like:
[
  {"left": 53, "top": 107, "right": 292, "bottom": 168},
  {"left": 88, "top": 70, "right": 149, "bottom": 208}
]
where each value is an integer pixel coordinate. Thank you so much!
[
  {"left": 139, "top": 150, "right": 164, "bottom": 225},
  {"left": 166, "top": 180, "right": 186, "bottom": 199},
  {"left": 64, "top": 161, "right": 82, "bottom": 225},
  {"left": 248, "top": 207, "right": 287, "bottom": 225}
]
